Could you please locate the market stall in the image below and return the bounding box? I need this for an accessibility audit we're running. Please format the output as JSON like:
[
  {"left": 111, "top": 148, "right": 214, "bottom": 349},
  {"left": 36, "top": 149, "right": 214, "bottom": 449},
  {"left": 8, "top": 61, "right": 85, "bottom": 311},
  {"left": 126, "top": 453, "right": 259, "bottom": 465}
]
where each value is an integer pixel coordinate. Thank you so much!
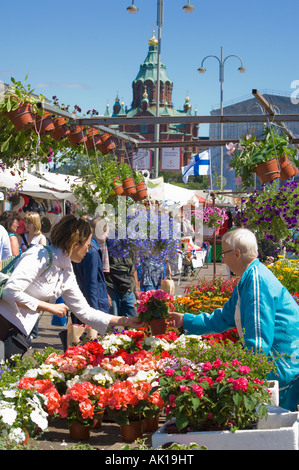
[{"left": 0, "top": 169, "right": 76, "bottom": 238}]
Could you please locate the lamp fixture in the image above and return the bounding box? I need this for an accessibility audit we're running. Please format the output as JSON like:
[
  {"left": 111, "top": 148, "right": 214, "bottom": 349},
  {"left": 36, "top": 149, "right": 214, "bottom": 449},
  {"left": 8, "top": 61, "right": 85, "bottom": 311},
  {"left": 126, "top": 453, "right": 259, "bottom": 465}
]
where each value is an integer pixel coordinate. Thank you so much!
[
  {"left": 182, "top": 1, "right": 195, "bottom": 12},
  {"left": 126, "top": 1, "right": 138, "bottom": 14}
]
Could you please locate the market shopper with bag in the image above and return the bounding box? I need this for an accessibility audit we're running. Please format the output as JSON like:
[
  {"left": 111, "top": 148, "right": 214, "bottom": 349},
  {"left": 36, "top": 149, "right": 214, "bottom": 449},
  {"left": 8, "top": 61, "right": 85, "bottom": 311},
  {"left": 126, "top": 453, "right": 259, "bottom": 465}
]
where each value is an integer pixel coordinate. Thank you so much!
[
  {"left": 168, "top": 227, "right": 299, "bottom": 411},
  {"left": 0, "top": 215, "right": 143, "bottom": 362}
]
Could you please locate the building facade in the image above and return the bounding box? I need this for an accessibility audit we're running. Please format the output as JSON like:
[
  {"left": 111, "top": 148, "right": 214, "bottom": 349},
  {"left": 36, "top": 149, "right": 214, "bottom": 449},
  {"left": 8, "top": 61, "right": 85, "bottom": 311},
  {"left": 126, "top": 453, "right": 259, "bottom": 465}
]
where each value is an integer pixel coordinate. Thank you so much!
[{"left": 105, "top": 31, "right": 200, "bottom": 173}]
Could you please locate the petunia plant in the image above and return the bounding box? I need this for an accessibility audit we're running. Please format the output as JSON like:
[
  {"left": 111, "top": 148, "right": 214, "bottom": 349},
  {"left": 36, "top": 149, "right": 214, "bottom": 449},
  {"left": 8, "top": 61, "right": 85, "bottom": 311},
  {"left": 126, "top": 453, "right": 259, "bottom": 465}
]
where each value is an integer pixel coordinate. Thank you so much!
[{"left": 234, "top": 180, "right": 299, "bottom": 255}]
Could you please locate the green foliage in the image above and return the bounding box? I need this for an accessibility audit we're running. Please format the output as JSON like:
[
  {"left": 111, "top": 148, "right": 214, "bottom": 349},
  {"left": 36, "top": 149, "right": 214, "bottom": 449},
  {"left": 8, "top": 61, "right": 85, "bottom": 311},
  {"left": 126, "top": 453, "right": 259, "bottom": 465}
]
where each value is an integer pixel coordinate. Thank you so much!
[{"left": 227, "top": 126, "right": 298, "bottom": 188}]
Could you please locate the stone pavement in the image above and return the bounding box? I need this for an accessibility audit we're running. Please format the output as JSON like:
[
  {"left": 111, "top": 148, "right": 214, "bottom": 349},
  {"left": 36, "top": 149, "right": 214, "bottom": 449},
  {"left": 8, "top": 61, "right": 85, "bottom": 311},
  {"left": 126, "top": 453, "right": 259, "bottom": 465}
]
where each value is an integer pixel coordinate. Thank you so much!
[{"left": 27, "top": 261, "right": 228, "bottom": 450}]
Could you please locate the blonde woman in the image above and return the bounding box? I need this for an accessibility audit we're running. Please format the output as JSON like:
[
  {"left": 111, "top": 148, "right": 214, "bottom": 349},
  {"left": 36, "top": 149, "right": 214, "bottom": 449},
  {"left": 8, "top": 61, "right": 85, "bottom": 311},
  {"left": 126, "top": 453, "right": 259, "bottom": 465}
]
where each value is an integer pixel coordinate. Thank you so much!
[
  {"left": 21, "top": 212, "right": 47, "bottom": 250},
  {"left": 0, "top": 215, "right": 143, "bottom": 360}
]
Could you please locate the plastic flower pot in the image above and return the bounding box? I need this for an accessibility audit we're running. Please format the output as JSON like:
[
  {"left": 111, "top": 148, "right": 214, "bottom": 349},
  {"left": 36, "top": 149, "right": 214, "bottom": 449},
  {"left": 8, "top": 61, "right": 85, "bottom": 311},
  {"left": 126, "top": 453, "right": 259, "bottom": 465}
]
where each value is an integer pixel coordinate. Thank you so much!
[
  {"left": 279, "top": 156, "right": 297, "bottom": 181},
  {"left": 149, "top": 318, "right": 167, "bottom": 336},
  {"left": 120, "top": 420, "right": 143, "bottom": 443},
  {"left": 86, "top": 128, "right": 102, "bottom": 150},
  {"left": 143, "top": 414, "right": 160, "bottom": 432},
  {"left": 67, "top": 126, "right": 87, "bottom": 147},
  {"left": 6, "top": 102, "right": 35, "bottom": 130},
  {"left": 133, "top": 181, "right": 148, "bottom": 201},
  {"left": 254, "top": 158, "right": 280, "bottom": 184},
  {"left": 69, "top": 421, "right": 91, "bottom": 441},
  {"left": 113, "top": 177, "right": 124, "bottom": 196},
  {"left": 122, "top": 177, "right": 137, "bottom": 197},
  {"left": 51, "top": 117, "right": 70, "bottom": 142},
  {"left": 34, "top": 111, "right": 55, "bottom": 135},
  {"left": 97, "top": 133, "right": 116, "bottom": 155}
]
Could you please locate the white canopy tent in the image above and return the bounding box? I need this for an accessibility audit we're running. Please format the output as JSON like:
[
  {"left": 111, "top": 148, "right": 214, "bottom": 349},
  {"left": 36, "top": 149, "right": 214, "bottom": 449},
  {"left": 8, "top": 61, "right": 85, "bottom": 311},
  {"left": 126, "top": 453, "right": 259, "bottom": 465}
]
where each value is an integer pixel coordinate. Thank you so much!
[{"left": 0, "top": 168, "right": 76, "bottom": 201}]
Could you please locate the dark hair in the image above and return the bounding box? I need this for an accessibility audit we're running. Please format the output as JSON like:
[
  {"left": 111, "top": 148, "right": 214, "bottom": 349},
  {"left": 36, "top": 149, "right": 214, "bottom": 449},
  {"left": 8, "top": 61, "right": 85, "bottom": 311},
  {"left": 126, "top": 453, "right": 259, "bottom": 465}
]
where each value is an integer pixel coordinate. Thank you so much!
[
  {"left": 0, "top": 211, "right": 20, "bottom": 233},
  {"left": 50, "top": 215, "right": 91, "bottom": 255}
]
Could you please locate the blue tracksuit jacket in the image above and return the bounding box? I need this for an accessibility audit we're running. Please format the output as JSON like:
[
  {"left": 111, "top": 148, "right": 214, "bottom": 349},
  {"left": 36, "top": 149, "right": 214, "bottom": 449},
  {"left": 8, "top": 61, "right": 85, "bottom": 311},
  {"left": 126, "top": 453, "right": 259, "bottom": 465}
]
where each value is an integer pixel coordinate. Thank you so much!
[{"left": 183, "top": 259, "right": 299, "bottom": 410}]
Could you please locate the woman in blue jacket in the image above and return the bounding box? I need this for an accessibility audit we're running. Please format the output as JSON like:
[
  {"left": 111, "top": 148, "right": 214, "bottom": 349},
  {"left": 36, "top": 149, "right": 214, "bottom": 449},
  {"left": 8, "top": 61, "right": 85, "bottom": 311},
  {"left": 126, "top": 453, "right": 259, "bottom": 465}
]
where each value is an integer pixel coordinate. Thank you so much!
[{"left": 169, "top": 228, "right": 299, "bottom": 411}]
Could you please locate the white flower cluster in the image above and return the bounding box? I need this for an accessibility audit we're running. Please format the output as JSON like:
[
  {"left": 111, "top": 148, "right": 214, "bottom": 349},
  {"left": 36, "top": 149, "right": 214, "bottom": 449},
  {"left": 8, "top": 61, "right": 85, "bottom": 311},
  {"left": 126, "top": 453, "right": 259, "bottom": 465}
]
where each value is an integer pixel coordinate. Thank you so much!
[
  {"left": 100, "top": 333, "right": 133, "bottom": 355},
  {"left": 0, "top": 387, "right": 48, "bottom": 444}
]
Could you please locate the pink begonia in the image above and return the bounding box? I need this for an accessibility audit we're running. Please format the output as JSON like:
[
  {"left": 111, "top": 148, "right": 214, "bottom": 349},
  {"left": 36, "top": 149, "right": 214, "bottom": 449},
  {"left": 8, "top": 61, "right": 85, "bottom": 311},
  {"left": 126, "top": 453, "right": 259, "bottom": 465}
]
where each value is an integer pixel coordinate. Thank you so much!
[
  {"left": 202, "top": 362, "right": 212, "bottom": 372},
  {"left": 180, "top": 385, "right": 189, "bottom": 392}
]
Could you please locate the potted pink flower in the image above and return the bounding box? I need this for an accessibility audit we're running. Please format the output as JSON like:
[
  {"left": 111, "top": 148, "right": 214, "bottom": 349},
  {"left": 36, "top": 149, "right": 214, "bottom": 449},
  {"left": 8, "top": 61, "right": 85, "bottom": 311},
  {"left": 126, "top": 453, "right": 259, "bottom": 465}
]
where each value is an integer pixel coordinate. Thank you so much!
[{"left": 136, "top": 289, "right": 175, "bottom": 336}]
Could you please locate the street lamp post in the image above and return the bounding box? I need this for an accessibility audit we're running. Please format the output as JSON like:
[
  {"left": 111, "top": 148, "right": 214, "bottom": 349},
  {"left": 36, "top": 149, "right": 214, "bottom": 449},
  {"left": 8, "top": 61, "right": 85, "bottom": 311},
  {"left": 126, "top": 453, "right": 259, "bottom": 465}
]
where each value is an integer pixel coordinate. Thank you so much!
[
  {"left": 127, "top": 0, "right": 195, "bottom": 178},
  {"left": 198, "top": 46, "right": 246, "bottom": 189}
]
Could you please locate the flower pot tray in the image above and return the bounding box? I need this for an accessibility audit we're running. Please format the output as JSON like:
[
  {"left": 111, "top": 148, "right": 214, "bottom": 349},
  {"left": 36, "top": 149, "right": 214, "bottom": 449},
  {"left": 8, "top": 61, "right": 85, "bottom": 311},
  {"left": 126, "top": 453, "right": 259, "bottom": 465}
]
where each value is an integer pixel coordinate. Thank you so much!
[{"left": 151, "top": 406, "right": 299, "bottom": 450}]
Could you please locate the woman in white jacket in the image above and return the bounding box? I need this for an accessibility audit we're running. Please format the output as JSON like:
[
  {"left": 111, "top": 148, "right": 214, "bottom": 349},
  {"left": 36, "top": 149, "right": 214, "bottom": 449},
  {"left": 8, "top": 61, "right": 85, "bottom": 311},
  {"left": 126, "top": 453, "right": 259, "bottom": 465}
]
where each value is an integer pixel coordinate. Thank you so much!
[{"left": 0, "top": 215, "right": 142, "bottom": 359}]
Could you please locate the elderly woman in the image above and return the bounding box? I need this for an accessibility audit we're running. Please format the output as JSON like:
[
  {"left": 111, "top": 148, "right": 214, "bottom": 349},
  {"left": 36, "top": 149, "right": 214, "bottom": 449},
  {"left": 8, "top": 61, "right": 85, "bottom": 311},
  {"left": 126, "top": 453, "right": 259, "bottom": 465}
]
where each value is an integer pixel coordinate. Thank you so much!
[
  {"left": 169, "top": 228, "right": 299, "bottom": 411},
  {"left": 0, "top": 215, "right": 143, "bottom": 360}
]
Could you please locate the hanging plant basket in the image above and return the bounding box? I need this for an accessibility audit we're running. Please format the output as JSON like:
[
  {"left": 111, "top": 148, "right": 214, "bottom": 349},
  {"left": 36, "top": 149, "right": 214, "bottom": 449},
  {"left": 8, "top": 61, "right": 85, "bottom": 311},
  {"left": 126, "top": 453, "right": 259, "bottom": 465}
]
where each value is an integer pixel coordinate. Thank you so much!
[
  {"left": 67, "top": 125, "right": 87, "bottom": 147},
  {"left": 279, "top": 155, "right": 298, "bottom": 181},
  {"left": 254, "top": 158, "right": 280, "bottom": 184},
  {"left": 86, "top": 128, "right": 102, "bottom": 150},
  {"left": 113, "top": 177, "right": 124, "bottom": 196},
  {"left": 34, "top": 111, "right": 55, "bottom": 135},
  {"left": 122, "top": 177, "right": 137, "bottom": 197},
  {"left": 51, "top": 117, "right": 70, "bottom": 142},
  {"left": 6, "top": 102, "right": 35, "bottom": 130},
  {"left": 133, "top": 180, "right": 148, "bottom": 201},
  {"left": 98, "top": 133, "right": 116, "bottom": 155}
]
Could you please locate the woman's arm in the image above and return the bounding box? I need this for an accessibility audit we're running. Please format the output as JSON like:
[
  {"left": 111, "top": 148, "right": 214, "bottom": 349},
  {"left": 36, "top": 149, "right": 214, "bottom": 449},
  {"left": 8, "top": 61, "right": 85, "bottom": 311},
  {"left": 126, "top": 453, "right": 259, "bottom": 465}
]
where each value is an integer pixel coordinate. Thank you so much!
[{"left": 10, "top": 235, "right": 20, "bottom": 256}]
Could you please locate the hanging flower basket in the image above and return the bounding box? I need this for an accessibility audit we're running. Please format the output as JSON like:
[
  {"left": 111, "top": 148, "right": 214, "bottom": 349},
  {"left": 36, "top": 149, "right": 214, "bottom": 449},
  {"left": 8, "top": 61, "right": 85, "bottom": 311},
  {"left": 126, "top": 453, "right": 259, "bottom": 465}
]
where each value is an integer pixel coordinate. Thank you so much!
[
  {"left": 98, "top": 133, "right": 116, "bottom": 155},
  {"left": 51, "top": 117, "right": 70, "bottom": 142},
  {"left": 279, "top": 155, "right": 298, "bottom": 181},
  {"left": 86, "top": 128, "right": 102, "bottom": 150},
  {"left": 254, "top": 158, "right": 280, "bottom": 184},
  {"left": 113, "top": 177, "right": 124, "bottom": 196},
  {"left": 67, "top": 125, "right": 87, "bottom": 147},
  {"left": 122, "top": 177, "right": 137, "bottom": 197},
  {"left": 34, "top": 111, "right": 55, "bottom": 135},
  {"left": 6, "top": 102, "right": 35, "bottom": 130},
  {"left": 133, "top": 181, "right": 148, "bottom": 201}
]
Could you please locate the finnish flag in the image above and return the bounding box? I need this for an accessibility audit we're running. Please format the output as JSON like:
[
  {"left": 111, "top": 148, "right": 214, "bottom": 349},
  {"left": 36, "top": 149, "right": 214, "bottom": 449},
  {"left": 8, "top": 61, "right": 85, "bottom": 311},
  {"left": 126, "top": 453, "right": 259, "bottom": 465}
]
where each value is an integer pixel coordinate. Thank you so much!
[{"left": 181, "top": 149, "right": 211, "bottom": 184}]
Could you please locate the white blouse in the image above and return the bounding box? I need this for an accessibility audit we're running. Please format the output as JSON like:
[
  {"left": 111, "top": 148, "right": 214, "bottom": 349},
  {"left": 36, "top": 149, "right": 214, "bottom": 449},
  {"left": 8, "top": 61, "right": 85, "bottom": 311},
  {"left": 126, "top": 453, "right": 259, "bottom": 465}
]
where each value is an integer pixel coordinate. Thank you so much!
[{"left": 1, "top": 245, "right": 111, "bottom": 336}]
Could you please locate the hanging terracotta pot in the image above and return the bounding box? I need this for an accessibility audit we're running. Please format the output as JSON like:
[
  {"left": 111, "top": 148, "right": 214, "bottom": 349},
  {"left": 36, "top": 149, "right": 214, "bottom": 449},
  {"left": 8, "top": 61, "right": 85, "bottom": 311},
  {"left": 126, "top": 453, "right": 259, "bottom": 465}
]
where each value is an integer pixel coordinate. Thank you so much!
[
  {"left": 69, "top": 421, "right": 91, "bottom": 441},
  {"left": 254, "top": 158, "right": 280, "bottom": 184},
  {"left": 133, "top": 181, "right": 148, "bottom": 201},
  {"left": 86, "top": 128, "right": 102, "bottom": 150},
  {"left": 67, "top": 126, "right": 87, "bottom": 147},
  {"left": 34, "top": 111, "right": 55, "bottom": 135},
  {"left": 279, "top": 156, "right": 297, "bottom": 181},
  {"left": 51, "top": 117, "right": 70, "bottom": 142},
  {"left": 142, "top": 414, "right": 160, "bottom": 432},
  {"left": 120, "top": 420, "right": 143, "bottom": 443},
  {"left": 113, "top": 177, "right": 124, "bottom": 196},
  {"left": 149, "top": 318, "right": 167, "bottom": 336},
  {"left": 6, "top": 102, "right": 35, "bottom": 130},
  {"left": 98, "top": 132, "right": 116, "bottom": 155},
  {"left": 122, "top": 177, "right": 137, "bottom": 197}
]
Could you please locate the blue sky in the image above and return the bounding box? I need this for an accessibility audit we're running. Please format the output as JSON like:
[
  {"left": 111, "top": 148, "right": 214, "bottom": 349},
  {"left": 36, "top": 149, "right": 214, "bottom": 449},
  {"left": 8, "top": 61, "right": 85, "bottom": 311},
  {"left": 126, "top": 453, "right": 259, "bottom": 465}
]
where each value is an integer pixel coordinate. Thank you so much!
[{"left": 1, "top": 0, "right": 299, "bottom": 137}]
